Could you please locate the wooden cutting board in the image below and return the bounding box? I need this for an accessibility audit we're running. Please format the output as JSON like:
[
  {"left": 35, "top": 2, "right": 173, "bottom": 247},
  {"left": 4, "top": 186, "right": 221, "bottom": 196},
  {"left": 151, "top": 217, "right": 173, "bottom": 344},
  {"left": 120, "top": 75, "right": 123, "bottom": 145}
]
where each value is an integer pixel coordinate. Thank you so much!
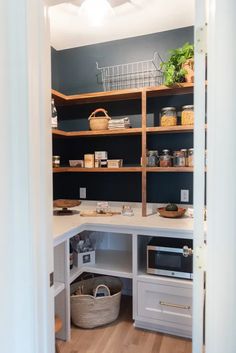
[{"left": 80, "top": 210, "right": 121, "bottom": 217}]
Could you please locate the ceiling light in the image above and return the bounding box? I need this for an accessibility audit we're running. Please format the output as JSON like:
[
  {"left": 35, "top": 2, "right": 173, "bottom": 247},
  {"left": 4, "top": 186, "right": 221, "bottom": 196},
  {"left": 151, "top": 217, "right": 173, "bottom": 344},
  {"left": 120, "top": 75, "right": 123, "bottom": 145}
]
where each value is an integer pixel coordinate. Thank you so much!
[{"left": 80, "top": 0, "right": 113, "bottom": 27}]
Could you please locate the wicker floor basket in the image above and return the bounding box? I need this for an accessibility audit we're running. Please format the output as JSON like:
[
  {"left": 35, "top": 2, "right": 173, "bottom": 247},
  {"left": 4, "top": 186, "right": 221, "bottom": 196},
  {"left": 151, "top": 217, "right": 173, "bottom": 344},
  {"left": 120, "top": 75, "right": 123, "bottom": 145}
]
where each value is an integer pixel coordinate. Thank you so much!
[{"left": 70, "top": 276, "right": 122, "bottom": 329}]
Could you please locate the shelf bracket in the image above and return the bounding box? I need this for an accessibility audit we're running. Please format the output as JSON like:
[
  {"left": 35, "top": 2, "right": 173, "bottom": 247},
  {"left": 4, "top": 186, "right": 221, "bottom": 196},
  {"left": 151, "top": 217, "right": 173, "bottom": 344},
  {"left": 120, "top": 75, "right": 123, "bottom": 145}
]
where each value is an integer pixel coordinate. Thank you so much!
[
  {"left": 196, "top": 23, "right": 208, "bottom": 54},
  {"left": 195, "top": 244, "right": 207, "bottom": 271}
]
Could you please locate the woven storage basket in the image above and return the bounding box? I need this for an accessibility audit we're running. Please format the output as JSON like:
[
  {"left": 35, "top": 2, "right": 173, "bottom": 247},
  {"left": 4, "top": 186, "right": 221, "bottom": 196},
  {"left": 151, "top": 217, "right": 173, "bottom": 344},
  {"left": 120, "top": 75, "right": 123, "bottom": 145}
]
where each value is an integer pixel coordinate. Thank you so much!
[
  {"left": 70, "top": 276, "right": 122, "bottom": 329},
  {"left": 88, "top": 108, "right": 111, "bottom": 131}
]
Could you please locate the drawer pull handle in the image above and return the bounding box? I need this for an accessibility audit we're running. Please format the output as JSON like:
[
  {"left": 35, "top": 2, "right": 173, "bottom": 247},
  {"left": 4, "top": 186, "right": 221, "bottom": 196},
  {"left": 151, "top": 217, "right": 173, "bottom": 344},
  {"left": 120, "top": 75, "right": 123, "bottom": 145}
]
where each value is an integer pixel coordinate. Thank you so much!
[{"left": 159, "top": 301, "right": 191, "bottom": 310}]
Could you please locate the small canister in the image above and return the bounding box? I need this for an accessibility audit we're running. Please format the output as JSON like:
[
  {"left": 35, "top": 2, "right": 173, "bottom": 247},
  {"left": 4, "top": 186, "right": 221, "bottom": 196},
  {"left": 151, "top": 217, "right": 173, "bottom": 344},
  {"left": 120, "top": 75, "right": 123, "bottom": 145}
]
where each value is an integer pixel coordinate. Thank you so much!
[
  {"left": 181, "top": 105, "right": 194, "bottom": 125},
  {"left": 84, "top": 154, "right": 95, "bottom": 168},
  {"left": 147, "top": 150, "right": 159, "bottom": 167},
  {"left": 173, "top": 150, "right": 186, "bottom": 167},
  {"left": 160, "top": 107, "right": 177, "bottom": 127},
  {"left": 188, "top": 148, "right": 194, "bottom": 167},
  {"left": 53, "top": 155, "right": 60, "bottom": 168},
  {"left": 159, "top": 149, "right": 172, "bottom": 167}
]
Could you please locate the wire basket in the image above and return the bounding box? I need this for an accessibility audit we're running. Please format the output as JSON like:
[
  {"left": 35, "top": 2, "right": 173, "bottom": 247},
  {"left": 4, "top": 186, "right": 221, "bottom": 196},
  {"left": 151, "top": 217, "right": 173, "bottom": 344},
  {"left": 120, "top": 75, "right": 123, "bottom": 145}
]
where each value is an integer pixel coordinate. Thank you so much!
[{"left": 96, "top": 52, "right": 163, "bottom": 91}]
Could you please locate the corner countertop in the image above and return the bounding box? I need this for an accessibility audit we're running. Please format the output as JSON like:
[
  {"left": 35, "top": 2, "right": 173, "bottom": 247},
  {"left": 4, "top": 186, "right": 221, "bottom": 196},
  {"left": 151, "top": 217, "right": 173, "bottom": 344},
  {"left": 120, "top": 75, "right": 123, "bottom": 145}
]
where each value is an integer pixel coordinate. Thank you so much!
[{"left": 53, "top": 201, "right": 195, "bottom": 246}]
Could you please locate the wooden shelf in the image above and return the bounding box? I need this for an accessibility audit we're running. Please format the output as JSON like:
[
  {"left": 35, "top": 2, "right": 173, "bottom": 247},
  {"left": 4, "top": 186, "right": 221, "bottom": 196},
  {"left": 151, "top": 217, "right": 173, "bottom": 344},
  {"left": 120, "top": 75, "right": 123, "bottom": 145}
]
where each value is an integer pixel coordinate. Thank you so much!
[
  {"left": 52, "top": 83, "right": 194, "bottom": 106},
  {"left": 147, "top": 125, "right": 194, "bottom": 134},
  {"left": 52, "top": 124, "right": 202, "bottom": 138},
  {"left": 146, "top": 82, "right": 194, "bottom": 97},
  {"left": 53, "top": 166, "right": 193, "bottom": 173},
  {"left": 146, "top": 167, "right": 193, "bottom": 173},
  {"left": 53, "top": 166, "right": 142, "bottom": 173},
  {"left": 70, "top": 250, "right": 133, "bottom": 283},
  {"left": 52, "top": 87, "right": 142, "bottom": 105},
  {"left": 52, "top": 127, "right": 142, "bottom": 137},
  {"left": 52, "top": 83, "right": 199, "bottom": 216}
]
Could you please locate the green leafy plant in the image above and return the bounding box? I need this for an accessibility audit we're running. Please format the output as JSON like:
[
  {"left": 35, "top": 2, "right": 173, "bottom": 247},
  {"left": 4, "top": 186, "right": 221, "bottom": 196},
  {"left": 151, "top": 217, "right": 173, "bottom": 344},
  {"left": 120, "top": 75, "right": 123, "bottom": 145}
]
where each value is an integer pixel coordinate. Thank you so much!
[{"left": 161, "top": 43, "right": 194, "bottom": 86}]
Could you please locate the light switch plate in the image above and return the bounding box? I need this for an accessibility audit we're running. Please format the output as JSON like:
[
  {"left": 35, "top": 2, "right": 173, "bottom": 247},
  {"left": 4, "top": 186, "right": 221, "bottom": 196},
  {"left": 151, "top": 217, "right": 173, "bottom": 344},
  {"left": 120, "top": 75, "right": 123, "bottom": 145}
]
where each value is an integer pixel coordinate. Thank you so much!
[
  {"left": 181, "top": 189, "right": 189, "bottom": 203},
  {"left": 80, "top": 187, "right": 86, "bottom": 199}
]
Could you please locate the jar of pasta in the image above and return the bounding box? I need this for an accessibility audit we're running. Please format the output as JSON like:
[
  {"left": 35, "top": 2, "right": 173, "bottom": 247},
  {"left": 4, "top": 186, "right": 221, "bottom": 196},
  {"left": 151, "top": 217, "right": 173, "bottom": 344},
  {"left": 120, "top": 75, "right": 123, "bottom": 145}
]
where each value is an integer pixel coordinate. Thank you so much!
[
  {"left": 181, "top": 105, "right": 194, "bottom": 125},
  {"left": 160, "top": 107, "right": 177, "bottom": 127}
]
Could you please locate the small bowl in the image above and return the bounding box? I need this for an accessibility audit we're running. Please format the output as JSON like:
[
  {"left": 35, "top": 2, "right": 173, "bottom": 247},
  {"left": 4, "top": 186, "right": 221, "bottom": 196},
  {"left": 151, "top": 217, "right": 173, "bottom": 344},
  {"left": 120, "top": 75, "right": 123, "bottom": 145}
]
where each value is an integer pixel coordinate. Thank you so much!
[{"left": 157, "top": 207, "right": 186, "bottom": 218}]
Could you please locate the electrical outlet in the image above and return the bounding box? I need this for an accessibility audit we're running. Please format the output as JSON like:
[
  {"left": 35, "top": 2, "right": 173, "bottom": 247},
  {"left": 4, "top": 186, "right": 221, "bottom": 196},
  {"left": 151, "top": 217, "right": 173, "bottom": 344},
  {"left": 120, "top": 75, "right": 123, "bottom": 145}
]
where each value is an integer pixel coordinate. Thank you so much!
[
  {"left": 80, "top": 187, "right": 86, "bottom": 199},
  {"left": 180, "top": 189, "right": 189, "bottom": 203}
]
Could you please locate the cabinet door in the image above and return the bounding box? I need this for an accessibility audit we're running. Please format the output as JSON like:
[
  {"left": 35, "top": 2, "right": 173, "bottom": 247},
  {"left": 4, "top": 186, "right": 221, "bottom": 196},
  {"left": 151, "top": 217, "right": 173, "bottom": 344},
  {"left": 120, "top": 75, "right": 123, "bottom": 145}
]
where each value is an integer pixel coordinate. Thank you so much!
[{"left": 137, "top": 280, "right": 192, "bottom": 327}]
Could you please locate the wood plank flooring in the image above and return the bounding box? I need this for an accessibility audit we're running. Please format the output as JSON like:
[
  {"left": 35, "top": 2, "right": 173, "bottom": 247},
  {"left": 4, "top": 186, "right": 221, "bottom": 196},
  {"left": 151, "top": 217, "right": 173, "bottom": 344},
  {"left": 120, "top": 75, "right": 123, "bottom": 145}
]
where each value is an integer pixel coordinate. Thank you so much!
[{"left": 57, "top": 296, "right": 192, "bottom": 353}]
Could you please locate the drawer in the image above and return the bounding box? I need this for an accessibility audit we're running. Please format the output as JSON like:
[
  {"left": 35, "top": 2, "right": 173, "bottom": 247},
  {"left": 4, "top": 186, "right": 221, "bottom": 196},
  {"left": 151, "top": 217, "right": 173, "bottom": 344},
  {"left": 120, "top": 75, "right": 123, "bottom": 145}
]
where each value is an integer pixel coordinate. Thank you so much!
[{"left": 137, "top": 280, "right": 192, "bottom": 327}]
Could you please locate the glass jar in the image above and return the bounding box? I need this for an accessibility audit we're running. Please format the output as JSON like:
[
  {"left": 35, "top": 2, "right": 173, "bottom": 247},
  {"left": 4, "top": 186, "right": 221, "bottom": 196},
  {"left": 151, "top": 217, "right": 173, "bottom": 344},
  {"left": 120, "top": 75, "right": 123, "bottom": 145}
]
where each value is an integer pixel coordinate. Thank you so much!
[
  {"left": 51, "top": 98, "right": 58, "bottom": 129},
  {"left": 173, "top": 150, "right": 186, "bottom": 167},
  {"left": 181, "top": 105, "right": 194, "bottom": 125},
  {"left": 180, "top": 149, "right": 188, "bottom": 166},
  {"left": 53, "top": 155, "right": 60, "bottom": 168},
  {"left": 188, "top": 148, "right": 194, "bottom": 167},
  {"left": 160, "top": 107, "right": 177, "bottom": 127},
  {"left": 160, "top": 149, "right": 172, "bottom": 167},
  {"left": 147, "top": 150, "right": 159, "bottom": 167}
]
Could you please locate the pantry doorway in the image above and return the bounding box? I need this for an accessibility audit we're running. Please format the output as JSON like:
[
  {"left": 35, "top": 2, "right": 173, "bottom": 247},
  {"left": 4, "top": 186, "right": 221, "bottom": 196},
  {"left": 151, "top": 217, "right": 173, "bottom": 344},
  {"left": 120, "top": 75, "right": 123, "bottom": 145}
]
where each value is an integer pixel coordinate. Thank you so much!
[{"left": 1, "top": 1, "right": 236, "bottom": 353}]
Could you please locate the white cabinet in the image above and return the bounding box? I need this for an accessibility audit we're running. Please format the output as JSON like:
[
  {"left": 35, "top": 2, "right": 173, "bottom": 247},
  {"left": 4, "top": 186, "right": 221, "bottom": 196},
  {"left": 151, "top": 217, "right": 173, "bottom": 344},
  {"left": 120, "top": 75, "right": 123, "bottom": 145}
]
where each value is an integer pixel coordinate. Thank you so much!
[
  {"left": 53, "top": 228, "right": 194, "bottom": 341},
  {"left": 134, "top": 276, "right": 192, "bottom": 338}
]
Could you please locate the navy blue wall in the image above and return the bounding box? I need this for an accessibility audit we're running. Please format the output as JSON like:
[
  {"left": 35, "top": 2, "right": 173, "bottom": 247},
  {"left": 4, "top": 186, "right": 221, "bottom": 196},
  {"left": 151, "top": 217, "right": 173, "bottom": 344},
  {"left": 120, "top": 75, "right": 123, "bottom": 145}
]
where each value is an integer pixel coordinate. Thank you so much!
[
  {"left": 52, "top": 26, "right": 194, "bottom": 204},
  {"left": 52, "top": 27, "right": 193, "bottom": 94}
]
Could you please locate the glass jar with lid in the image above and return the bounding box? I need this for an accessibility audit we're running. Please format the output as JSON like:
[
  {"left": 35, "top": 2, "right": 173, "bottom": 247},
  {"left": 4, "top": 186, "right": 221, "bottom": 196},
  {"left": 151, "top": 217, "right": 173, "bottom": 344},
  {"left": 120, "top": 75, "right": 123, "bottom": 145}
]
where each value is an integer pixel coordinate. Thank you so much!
[
  {"left": 181, "top": 105, "right": 194, "bottom": 125},
  {"left": 160, "top": 107, "right": 177, "bottom": 127},
  {"left": 53, "top": 155, "right": 60, "bottom": 168},
  {"left": 173, "top": 150, "right": 186, "bottom": 167},
  {"left": 159, "top": 149, "right": 172, "bottom": 167},
  {"left": 147, "top": 150, "right": 159, "bottom": 167},
  {"left": 188, "top": 148, "right": 194, "bottom": 167}
]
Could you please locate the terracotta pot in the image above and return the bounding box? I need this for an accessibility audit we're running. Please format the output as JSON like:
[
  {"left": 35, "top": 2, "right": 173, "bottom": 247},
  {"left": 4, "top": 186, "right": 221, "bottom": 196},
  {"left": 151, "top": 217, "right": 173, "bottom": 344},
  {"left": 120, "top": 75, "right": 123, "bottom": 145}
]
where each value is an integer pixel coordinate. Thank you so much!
[{"left": 183, "top": 59, "right": 194, "bottom": 83}]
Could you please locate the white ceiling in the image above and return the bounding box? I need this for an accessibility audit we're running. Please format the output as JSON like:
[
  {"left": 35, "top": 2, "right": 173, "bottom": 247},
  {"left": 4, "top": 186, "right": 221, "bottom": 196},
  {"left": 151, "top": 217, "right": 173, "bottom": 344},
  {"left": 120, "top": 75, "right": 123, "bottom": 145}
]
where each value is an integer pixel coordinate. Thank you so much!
[{"left": 49, "top": 0, "right": 194, "bottom": 51}]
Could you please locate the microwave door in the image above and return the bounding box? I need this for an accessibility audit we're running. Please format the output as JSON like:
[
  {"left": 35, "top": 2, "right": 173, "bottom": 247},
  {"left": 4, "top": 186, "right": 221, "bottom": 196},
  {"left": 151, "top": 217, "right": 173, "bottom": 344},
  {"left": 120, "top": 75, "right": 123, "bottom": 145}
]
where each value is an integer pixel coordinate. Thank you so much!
[{"left": 148, "top": 247, "right": 192, "bottom": 275}]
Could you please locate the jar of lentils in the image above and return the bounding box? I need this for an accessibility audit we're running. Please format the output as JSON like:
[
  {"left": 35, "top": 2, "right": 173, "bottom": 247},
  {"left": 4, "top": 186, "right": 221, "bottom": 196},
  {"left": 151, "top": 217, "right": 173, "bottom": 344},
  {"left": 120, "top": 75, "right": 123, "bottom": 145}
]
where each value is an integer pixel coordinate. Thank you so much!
[{"left": 159, "top": 149, "right": 172, "bottom": 167}]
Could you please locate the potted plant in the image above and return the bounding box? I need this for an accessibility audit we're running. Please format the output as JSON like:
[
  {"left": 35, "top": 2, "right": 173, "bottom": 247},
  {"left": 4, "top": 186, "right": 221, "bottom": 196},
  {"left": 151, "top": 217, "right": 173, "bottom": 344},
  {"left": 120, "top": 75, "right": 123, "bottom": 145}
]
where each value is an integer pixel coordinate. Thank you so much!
[{"left": 161, "top": 43, "right": 194, "bottom": 86}]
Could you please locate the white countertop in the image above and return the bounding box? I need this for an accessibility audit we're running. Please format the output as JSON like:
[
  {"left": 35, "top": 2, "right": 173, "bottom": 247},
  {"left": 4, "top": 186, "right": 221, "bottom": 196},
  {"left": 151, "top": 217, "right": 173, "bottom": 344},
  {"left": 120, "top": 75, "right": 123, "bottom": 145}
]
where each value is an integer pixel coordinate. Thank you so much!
[{"left": 53, "top": 201, "right": 195, "bottom": 246}]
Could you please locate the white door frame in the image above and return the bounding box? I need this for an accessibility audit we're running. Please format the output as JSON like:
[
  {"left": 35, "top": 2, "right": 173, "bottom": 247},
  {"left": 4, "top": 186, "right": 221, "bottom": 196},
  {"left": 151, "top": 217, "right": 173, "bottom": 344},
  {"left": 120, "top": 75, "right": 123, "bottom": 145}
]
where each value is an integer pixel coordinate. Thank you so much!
[
  {"left": 206, "top": 1, "right": 236, "bottom": 353},
  {"left": 1, "top": 1, "right": 236, "bottom": 352},
  {"left": 0, "top": 1, "right": 54, "bottom": 353}
]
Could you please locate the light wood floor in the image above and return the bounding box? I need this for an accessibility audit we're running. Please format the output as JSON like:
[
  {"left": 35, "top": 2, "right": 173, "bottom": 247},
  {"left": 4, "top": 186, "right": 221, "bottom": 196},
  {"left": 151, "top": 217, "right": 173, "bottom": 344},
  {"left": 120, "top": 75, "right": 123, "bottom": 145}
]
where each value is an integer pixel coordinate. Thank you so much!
[{"left": 57, "top": 296, "right": 192, "bottom": 353}]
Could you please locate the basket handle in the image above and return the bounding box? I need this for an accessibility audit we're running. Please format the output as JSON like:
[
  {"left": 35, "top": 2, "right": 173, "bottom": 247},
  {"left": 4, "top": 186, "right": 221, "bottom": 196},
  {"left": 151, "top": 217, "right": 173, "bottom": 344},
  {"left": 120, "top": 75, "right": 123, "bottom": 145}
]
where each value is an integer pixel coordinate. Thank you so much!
[
  {"left": 93, "top": 284, "right": 111, "bottom": 297},
  {"left": 88, "top": 108, "right": 110, "bottom": 120}
]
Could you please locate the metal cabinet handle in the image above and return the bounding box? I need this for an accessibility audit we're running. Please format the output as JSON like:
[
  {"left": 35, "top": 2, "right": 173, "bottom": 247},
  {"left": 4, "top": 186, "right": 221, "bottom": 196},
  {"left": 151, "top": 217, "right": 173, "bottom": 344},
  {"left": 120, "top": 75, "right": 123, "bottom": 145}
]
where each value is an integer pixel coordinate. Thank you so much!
[
  {"left": 159, "top": 301, "right": 191, "bottom": 310},
  {"left": 183, "top": 245, "right": 194, "bottom": 257}
]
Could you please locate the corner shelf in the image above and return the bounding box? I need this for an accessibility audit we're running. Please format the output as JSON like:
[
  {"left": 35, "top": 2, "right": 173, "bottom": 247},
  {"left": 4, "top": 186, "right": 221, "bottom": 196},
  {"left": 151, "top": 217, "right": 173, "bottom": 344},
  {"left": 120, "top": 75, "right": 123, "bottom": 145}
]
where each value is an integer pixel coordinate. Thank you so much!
[
  {"left": 52, "top": 83, "right": 194, "bottom": 106},
  {"left": 69, "top": 250, "right": 133, "bottom": 283},
  {"left": 53, "top": 166, "right": 193, "bottom": 173},
  {"left": 52, "top": 127, "right": 142, "bottom": 138},
  {"left": 53, "top": 166, "right": 142, "bottom": 173},
  {"left": 52, "top": 125, "right": 199, "bottom": 138},
  {"left": 52, "top": 84, "right": 198, "bottom": 216}
]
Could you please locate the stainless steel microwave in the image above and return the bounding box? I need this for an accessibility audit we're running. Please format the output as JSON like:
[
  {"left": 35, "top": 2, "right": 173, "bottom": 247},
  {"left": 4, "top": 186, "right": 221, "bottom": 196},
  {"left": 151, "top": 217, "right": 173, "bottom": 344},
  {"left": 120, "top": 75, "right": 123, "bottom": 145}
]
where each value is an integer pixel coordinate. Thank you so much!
[{"left": 147, "top": 237, "right": 193, "bottom": 279}]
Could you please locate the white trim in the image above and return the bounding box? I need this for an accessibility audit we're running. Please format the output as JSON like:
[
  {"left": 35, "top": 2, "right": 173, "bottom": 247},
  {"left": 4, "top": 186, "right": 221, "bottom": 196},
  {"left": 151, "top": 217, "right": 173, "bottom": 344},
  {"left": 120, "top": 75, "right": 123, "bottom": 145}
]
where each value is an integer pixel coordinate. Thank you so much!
[
  {"left": 193, "top": 0, "right": 207, "bottom": 352},
  {"left": 0, "top": 2, "right": 53, "bottom": 353},
  {"left": 206, "top": 1, "right": 236, "bottom": 353}
]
